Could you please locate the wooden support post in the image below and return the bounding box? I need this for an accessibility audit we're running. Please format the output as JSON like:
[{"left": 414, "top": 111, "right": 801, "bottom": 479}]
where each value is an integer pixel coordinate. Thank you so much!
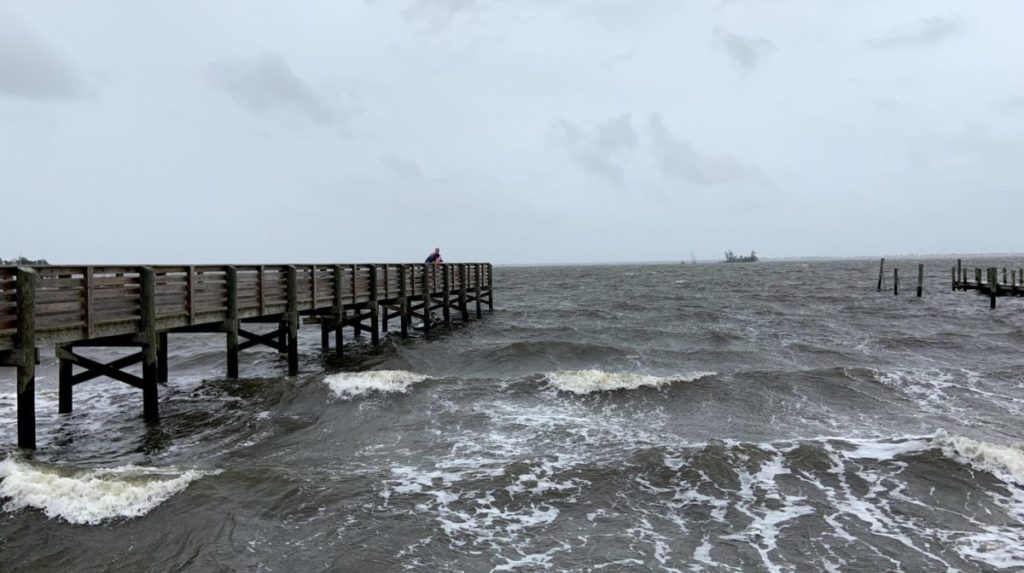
[
  {"left": 956, "top": 259, "right": 962, "bottom": 289},
  {"left": 442, "top": 264, "right": 451, "bottom": 324},
  {"left": 399, "top": 265, "right": 409, "bottom": 338},
  {"left": 277, "top": 321, "right": 287, "bottom": 353},
  {"left": 917, "top": 263, "right": 924, "bottom": 297},
  {"left": 158, "top": 331, "right": 169, "bottom": 382},
  {"left": 351, "top": 264, "right": 361, "bottom": 337},
  {"left": 893, "top": 268, "right": 899, "bottom": 296},
  {"left": 140, "top": 267, "right": 159, "bottom": 422},
  {"left": 422, "top": 263, "right": 431, "bottom": 332},
  {"left": 85, "top": 266, "right": 95, "bottom": 337},
  {"left": 475, "top": 264, "right": 483, "bottom": 318},
  {"left": 333, "top": 265, "right": 343, "bottom": 357},
  {"left": 59, "top": 348, "right": 73, "bottom": 414},
  {"left": 186, "top": 265, "right": 195, "bottom": 326},
  {"left": 1003, "top": 267, "right": 1008, "bottom": 284},
  {"left": 16, "top": 268, "right": 36, "bottom": 449},
  {"left": 381, "top": 264, "right": 389, "bottom": 333},
  {"left": 990, "top": 267, "right": 998, "bottom": 309},
  {"left": 287, "top": 266, "right": 299, "bottom": 375},
  {"left": 951, "top": 266, "right": 956, "bottom": 291},
  {"left": 369, "top": 265, "right": 380, "bottom": 345},
  {"left": 458, "top": 264, "right": 469, "bottom": 321},
  {"left": 226, "top": 266, "right": 239, "bottom": 378},
  {"left": 976, "top": 268, "right": 982, "bottom": 285},
  {"left": 877, "top": 258, "right": 885, "bottom": 291},
  {"left": 487, "top": 263, "right": 494, "bottom": 310}
]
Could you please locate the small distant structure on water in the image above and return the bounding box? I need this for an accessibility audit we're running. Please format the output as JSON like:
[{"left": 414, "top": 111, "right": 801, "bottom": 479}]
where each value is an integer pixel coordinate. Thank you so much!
[{"left": 723, "top": 250, "right": 758, "bottom": 263}]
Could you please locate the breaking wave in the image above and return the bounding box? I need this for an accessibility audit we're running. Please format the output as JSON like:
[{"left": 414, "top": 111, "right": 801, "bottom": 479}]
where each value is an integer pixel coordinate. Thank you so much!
[
  {"left": 0, "top": 457, "right": 217, "bottom": 525},
  {"left": 323, "top": 370, "right": 429, "bottom": 400},
  {"left": 544, "top": 370, "right": 716, "bottom": 394}
]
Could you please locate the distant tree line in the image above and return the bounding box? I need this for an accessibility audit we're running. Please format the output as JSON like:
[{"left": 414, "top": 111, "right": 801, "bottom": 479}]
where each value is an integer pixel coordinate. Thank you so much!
[
  {"left": 723, "top": 250, "right": 758, "bottom": 263},
  {"left": 1, "top": 256, "right": 49, "bottom": 266}
]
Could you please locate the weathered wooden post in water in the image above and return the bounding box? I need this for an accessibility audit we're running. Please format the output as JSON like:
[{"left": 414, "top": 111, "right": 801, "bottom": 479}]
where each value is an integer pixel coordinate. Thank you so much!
[
  {"left": 15, "top": 268, "right": 36, "bottom": 449},
  {"left": 286, "top": 266, "right": 299, "bottom": 374},
  {"left": 226, "top": 266, "right": 239, "bottom": 378},
  {"left": 333, "top": 265, "right": 344, "bottom": 357},
  {"left": 877, "top": 258, "right": 885, "bottom": 291},
  {"left": 917, "top": 264, "right": 924, "bottom": 297},
  {"left": 140, "top": 267, "right": 159, "bottom": 421},
  {"left": 989, "top": 267, "right": 997, "bottom": 309},
  {"left": 893, "top": 268, "right": 899, "bottom": 295}
]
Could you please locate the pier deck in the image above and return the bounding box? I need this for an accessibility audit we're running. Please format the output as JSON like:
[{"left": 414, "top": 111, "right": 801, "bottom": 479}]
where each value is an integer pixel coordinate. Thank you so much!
[{"left": 0, "top": 263, "right": 494, "bottom": 449}]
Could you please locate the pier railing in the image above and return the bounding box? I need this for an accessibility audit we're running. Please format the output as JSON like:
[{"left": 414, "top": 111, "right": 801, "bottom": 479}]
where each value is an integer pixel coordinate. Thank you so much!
[{"left": 0, "top": 263, "right": 492, "bottom": 351}]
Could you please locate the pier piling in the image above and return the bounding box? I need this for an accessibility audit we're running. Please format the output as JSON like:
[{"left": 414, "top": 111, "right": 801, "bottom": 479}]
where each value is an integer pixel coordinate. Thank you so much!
[
  {"left": 16, "top": 268, "right": 37, "bottom": 449},
  {"left": 877, "top": 258, "right": 885, "bottom": 292}
]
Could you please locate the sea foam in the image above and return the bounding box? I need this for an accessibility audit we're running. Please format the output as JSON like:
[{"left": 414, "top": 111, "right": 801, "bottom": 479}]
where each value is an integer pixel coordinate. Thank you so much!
[
  {"left": 324, "top": 370, "right": 429, "bottom": 400},
  {"left": 0, "top": 457, "right": 216, "bottom": 525},
  {"left": 939, "top": 434, "right": 1024, "bottom": 485},
  {"left": 545, "top": 370, "right": 716, "bottom": 394}
]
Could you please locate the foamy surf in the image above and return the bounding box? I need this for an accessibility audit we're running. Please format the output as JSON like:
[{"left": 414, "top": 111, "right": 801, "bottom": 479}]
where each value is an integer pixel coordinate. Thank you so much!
[
  {"left": 0, "top": 457, "right": 217, "bottom": 525},
  {"left": 545, "top": 370, "right": 716, "bottom": 394},
  {"left": 324, "top": 370, "right": 429, "bottom": 400},
  {"left": 939, "top": 433, "right": 1024, "bottom": 485}
]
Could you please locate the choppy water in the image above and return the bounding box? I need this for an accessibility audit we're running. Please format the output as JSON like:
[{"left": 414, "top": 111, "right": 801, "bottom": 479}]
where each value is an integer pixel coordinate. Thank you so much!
[{"left": 3, "top": 259, "right": 1024, "bottom": 572}]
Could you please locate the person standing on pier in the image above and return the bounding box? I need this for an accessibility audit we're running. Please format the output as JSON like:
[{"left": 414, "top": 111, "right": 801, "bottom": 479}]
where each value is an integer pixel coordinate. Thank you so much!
[{"left": 425, "top": 248, "right": 443, "bottom": 265}]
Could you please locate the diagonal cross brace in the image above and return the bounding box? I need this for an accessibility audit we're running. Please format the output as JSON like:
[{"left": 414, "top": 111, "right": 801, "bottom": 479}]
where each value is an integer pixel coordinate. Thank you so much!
[{"left": 56, "top": 347, "right": 145, "bottom": 390}]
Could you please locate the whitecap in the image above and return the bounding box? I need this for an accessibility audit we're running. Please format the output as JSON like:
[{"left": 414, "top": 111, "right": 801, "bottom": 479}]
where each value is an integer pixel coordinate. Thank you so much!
[
  {"left": 323, "top": 370, "right": 429, "bottom": 400},
  {"left": 938, "top": 433, "right": 1024, "bottom": 485},
  {"left": 545, "top": 369, "right": 716, "bottom": 395},
  {"left": 0, "top": 457, "right": 216, "bottom": 525}
]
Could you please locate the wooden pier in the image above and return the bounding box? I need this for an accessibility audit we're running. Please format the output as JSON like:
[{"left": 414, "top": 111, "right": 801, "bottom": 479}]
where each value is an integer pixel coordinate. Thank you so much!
[
  {"left": 951, "top": 259, "right": 1024, "bottom": 308},
  {"left": 0, "top": 263, "right": 494, "bottom": 449}
]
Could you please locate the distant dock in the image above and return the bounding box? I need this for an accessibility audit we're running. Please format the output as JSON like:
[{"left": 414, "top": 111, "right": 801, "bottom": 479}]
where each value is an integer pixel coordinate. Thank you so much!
[
  {"left": 0, "top": 263, "right": 494, "bottom": 449},
  {"left": 952, "top": 259, "right": 1024, "bottom": 308}
]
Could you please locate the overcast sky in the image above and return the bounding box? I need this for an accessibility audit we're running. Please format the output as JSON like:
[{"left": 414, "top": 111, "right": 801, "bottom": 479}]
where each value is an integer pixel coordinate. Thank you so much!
[{"left": 2, "top": 1, "right": 1022, "bottom": 264}]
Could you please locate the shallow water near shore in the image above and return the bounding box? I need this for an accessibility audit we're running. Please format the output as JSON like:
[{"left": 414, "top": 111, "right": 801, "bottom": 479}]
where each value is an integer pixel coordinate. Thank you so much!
[{"left": 2, "top": 259, "right": 1024, "bottom": 571}]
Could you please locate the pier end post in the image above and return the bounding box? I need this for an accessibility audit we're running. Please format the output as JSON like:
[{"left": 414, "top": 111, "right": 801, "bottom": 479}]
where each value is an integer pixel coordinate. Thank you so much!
[
  {"left": 369, "top": 265, "right": 380, "bottom": 345},
  {"left": 226, "top": 266, "right": 239, "bottom": 378},
  {"left": 140, "top": 267, "right": 159, "bottom": 422},
  {"left": 422, "top": 263, "right": 431, "bottom": 332},
  {"left": 333, "top": 265, "right": 344, "bottom": 357},
  {"left": 286, "top": 266, "right": 299, "bottom": 375},
  {"left": 442, "top": 264, "right": 451, "bottom": 324},
  {"left": 487, "top": 263, "right": 494, "bottom": 310},
  {"left": 877, "top": 258, "right": 885, "bottom": 291},
  {"left": 917, "top": 263, "right": 924, "bottom": 297},
  {"left": 16, "top": 268, "right": 37, "bottom": 449}
]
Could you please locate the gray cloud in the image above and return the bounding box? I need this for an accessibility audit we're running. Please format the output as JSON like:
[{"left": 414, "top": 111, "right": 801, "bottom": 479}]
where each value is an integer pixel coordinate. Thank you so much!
[
  {"left": 0, "top": 16, "right": 83, "bottom": 100},
  {"left": 865, "top": 16, "right": 963, "bottom": 49},
  {"left": 381, "top": 152, "right": 423, "bottom": 179},
  {"left": 549, "top": 114, "right": 637, "bottom": 187},
  {"left": 648, "top": 113, "right": 762, "bottom": 185},
  {"left": 208, "top": 53, "right": 344, "bottom": 128},
  {"left": 713, "top": 26, "right": 775, "bottom": 70}
]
